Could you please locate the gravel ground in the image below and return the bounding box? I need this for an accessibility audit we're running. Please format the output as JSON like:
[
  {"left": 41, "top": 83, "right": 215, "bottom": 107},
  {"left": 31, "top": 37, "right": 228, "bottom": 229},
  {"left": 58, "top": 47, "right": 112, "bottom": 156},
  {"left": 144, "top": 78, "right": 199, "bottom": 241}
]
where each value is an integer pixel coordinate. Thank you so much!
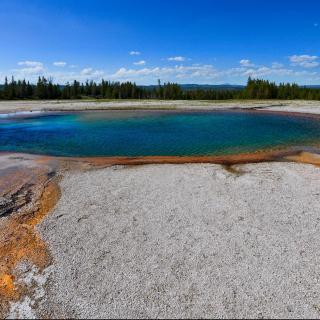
[{"left": 34, "top": 162, "right": 320, "bottom": 319}]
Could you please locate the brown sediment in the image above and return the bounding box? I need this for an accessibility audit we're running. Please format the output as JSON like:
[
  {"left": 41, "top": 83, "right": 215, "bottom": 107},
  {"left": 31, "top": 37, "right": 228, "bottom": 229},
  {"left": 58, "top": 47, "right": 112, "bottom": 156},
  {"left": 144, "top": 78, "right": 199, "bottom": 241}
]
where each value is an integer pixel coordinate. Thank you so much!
[
  {"left": 0, "top": 156, "right": 60, "bottom": 317},
  {"left": 54, "top": 148, "right": 298, "bottom": 168},
  {"left": 285, "top": 151, "right": 320, "bottom": 166}
]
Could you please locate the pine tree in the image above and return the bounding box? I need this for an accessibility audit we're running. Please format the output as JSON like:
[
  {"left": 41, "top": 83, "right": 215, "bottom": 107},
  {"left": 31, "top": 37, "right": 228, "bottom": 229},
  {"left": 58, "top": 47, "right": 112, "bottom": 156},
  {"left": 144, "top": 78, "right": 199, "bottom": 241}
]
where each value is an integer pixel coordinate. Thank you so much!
[{"left": 3, "top": 77, "right": 9, "bottom": 99}]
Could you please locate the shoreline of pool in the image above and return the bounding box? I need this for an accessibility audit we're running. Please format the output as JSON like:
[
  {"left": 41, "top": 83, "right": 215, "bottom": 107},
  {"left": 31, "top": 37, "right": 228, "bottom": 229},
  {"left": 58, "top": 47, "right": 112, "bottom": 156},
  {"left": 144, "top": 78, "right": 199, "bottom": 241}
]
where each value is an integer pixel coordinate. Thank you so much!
[{"left": 0, "top": 99, "right": 320, "bottom": 115}]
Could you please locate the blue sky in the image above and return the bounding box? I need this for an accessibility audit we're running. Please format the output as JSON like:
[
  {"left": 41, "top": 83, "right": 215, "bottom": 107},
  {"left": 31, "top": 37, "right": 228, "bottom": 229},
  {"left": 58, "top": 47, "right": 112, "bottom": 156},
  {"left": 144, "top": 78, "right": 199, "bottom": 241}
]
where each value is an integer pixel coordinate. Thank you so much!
[{"left": 0, "top": 0, "right": 320, "bottom": 84}]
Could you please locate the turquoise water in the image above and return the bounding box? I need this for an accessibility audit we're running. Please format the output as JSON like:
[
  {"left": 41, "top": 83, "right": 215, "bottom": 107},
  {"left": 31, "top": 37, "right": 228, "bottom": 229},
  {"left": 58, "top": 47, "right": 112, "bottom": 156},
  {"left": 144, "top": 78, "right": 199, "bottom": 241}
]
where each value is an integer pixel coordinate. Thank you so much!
[{"left": 1, "top": 110, "right": 320, "bottom": 157}]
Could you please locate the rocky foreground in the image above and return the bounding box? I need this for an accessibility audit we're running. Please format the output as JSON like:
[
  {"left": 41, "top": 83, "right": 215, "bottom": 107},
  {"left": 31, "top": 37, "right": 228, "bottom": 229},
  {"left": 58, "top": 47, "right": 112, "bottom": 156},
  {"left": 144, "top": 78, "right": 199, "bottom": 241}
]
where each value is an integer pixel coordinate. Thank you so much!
[{"left": 7, "top": 161, "right": 319, "bottom": 318}]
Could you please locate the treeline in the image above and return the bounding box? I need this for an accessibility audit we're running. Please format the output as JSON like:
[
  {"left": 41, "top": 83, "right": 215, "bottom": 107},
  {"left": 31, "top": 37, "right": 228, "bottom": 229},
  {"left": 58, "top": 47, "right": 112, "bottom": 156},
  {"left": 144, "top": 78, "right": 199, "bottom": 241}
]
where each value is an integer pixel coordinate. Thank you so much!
[
  {"left": 0, "top": 77, "right": 185, "bottom": 100},
  {"left": 1, "top": 76, "right": 320, "bottom": 100},
  {"left": 243, "top": 78, "right": 320, "bottom": 100}
]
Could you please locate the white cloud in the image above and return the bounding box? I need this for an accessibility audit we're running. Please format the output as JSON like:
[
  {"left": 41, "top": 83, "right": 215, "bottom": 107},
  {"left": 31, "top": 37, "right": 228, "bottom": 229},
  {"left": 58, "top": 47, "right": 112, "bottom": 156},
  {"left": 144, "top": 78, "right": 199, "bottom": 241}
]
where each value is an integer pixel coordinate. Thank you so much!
[
  {"left": 81, "top": 68, "right": 93, "bottom": 75},
  {"left": 239, "top": 59, "right": 254, "bottom": 67},
  {"left": 18, "top": 60, "right": 43, "bottom": 67},
  {"left": 289, "top": 55, "right": 318, "bottom": 63},
  {"left": 129, "top": 51, "right": 141, "bottom": 55},
  {"left": 100, "top": 60, "right": 320, "bottom": 84},
  {"left": 19, "top": 66, "right": 45, "bottom": 75},
  {"left": 289, "top": 55, "right": 319, "bottom": 68},
  {"left": 168, "top": 56, "right": 186, "bottom": 62},
  {"left": 38, "top": 69, "right": 105, "bottom": 83},
  {"left": 271, "top": 62, "right": 284, "bottom": 69},
  {"left": 80, "top": 67, "right": 104, "bottom": 77},
  {"left": 8, "top": 61, "right": 104, "bottom": 83},
  {"left": 242, "top": 66, "right": 293, "bottom": 78},
  {"left": 15, "top": 61, "right": 45, "bottom": 75},
  {"left": 5, "top": 56, "right": 320, "bottom": 85},
  {"left": 133, "top": 60, "right": 146, "bottom": 66},
  {"left": 53, "top": 61, "right": 67, "bottom": 67},
  {"left": 227, "top": 65, "right": 317, "bottom": 79},
  {"left": 111, "top": 64, "right": 219, "bottom": 82},
  {"left": 301, "top": 61, "right": 319, "bottom": 68}
]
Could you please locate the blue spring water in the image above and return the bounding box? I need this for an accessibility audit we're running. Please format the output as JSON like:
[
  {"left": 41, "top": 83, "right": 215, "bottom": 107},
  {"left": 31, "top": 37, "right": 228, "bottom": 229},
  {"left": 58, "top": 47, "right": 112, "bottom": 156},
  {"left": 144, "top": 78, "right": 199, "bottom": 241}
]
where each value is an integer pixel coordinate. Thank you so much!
[{"left": 1, "top": 110, "right": 320, "bottom": 157}]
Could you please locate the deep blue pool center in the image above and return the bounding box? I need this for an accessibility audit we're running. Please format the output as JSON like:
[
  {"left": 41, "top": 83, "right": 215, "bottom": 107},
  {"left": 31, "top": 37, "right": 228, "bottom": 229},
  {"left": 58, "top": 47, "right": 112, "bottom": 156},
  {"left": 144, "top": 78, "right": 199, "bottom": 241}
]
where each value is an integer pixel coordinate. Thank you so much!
[{"left": 1, "top": 110, "right": 320, "bottom": 157}]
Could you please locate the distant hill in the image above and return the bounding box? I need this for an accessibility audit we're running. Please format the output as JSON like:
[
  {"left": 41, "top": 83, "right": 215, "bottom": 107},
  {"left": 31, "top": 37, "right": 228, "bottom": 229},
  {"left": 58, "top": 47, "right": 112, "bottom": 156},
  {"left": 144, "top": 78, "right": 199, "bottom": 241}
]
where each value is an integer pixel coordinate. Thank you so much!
[
  {"left": 180, "top": 84, "right": 245, "bottom": 91},
  {"left": 302, "top": 85, "right": 320, "bottom": 89}
]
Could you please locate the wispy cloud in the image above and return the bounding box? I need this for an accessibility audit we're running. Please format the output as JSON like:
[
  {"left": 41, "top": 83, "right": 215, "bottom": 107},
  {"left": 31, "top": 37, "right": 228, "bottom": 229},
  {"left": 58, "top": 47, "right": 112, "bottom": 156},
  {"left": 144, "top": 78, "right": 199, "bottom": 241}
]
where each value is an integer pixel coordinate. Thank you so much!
[
  {"left": 239, "top": 59, "right": 254, "bottom": 67},
  {"left": 109, "top": 60, "right": 319, "bottom": 84},
  {"left": 4, "top": 57, "right": 320, "bottom": 85},
  {"left": 18, "top": 61, "right": 43, "bottom": 67},
  {"left": 15, "top": 61, "right": 45, "bottom": 75},
  {"left": 129, "top": 51, "right": 141, "bottom": 56},
  {"left": 111, "top": 64, "right": 218, "bottom": 81},
  {"left": 53, "top": 61, "right": 67, "bottom": 67},
  {"left": 289, "top": 55, "right": 319, "bottom": 68},
  {"left": 133, "top": 60, "right": 146, "bottom": 66},
  {"left": 168, "top": 56, "right": 186, "bottom": 62},
  {"left": 80, "top": 67, "right": 104, "bottom": 77},
  {"left": 271, "top": 62, "right": 284, "bottom": 69}
]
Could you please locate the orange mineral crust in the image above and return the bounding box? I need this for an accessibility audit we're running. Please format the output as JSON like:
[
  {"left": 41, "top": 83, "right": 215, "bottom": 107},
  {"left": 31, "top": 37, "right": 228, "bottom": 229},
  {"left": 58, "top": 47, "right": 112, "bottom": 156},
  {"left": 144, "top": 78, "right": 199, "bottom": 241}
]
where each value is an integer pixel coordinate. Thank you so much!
[
  {"left": 55, "top": 147, "right": 298, "bottom": 167},
  {"left": 286, "top": 152, "right": 320, "bottom": 167},
  {"left": 0, "top": 155, "right": 60, "bottom": 317}
]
